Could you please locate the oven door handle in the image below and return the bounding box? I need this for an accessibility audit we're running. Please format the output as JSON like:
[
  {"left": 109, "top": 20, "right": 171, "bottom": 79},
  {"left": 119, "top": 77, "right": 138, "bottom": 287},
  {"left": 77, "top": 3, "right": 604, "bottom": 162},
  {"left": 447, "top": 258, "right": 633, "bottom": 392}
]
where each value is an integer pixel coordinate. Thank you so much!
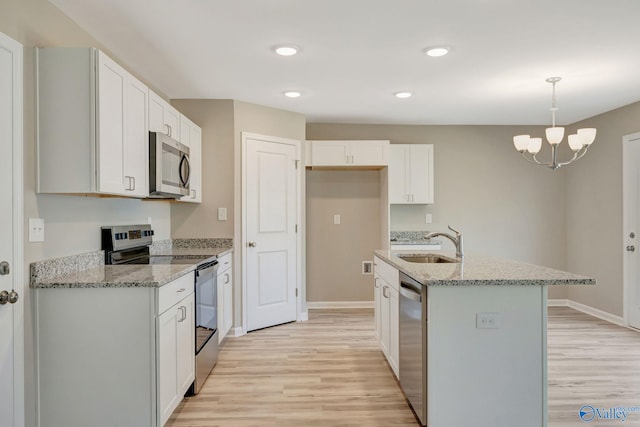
[{"left": 400, "top": 282, "right": 422, "bottom": 302}]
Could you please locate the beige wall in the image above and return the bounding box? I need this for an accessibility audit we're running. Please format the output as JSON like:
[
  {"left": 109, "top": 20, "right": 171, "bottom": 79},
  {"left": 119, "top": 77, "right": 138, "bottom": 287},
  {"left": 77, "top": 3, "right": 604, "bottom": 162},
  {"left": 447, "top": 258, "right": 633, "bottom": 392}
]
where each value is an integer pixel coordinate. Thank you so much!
[
  {"left": 566, "top": 101, "right": 640, "bottom": 317},
  {"left": 306, "top": 170, "right": 382, "bottom": 301},
  {"left": 170, "top": 99, "right": 235, "bottom": 238},
  {"left": 0, "top": 1, "right": 173, "bottom": 426},
  {"left": 306, "top": 123, "right": 570, "bottom": 301}
]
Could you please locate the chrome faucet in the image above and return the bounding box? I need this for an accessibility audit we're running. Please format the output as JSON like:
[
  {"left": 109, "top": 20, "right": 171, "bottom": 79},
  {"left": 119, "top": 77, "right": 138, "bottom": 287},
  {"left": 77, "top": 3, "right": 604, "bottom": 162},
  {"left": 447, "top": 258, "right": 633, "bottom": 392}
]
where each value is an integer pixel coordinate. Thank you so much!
[{"left": 425, "top": 225, "right": 464, "bottom": 260}]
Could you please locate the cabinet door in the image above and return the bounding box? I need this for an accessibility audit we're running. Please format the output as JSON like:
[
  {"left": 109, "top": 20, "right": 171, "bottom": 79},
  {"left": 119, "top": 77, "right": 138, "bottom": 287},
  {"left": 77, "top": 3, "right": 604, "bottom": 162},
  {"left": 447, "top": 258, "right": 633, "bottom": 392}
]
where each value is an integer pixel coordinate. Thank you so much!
[
  {"left": 310, "top": 141, "right": 349, "bottom": 166},
  {"left": 380, "top": 282, "right": 391, "bottom": 357},
  {"left": 223, "top": 267, "right": 233, "bottom": 336},
  {"left": 349, "top": 141, "right": 388, "bottom": 166},
  {"left": 157, "top": 306, "right": 179, "bottom": 426},
  {"left": 96, "top": 51, "right": 126, "bottom": 195},
  {"left": 374, "top": 275, "right": 382, "bottom": 341},
  {"left": 389, "top": 145, "right": 408, "bottom": 203},
  {"left": 124, "top": 74, "right": 149, "bottom": 197},
  {"left": 177, "top": 294, "right": 195, "bottom": 396},
  {"left": 388, "top": 285, "right": 400, "bottom": 378},
  {"left": 180, "top": 117, "right": 202, "bottom": 203},
  {"left": 217, "top": 270, "right": 225, "bottom": 344},
  {"left": 149, "top": 91, "right": 181, "bottom": 140},
  {"left": 408, "top": 144, "right": 434, "bottom": 204}
]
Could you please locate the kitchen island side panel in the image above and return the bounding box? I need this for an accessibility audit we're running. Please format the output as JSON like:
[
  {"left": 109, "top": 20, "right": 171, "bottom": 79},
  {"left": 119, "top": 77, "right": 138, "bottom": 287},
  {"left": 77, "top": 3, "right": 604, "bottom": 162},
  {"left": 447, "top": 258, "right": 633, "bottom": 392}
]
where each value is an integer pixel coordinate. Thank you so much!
[
  {"left": 35, "top": 287, "right": 156, "bottom": 427},
  {"left": 427, "top": 285, "right": 546, "bottom": 427}
]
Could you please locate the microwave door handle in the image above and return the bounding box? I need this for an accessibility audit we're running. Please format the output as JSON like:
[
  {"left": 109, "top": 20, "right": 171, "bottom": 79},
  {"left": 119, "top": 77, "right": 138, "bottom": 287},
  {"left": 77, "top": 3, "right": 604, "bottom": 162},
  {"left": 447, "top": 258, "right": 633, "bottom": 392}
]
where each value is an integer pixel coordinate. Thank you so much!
[{"left": 179, "top": 154, "right": 191, "bottom": 187}]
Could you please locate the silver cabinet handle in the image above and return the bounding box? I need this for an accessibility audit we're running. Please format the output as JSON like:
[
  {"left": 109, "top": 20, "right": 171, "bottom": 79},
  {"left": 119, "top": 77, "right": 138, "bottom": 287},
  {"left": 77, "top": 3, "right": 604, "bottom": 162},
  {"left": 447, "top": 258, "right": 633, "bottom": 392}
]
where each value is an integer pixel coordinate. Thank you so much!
[
  {"left": 382, "top": 285, "right": 389, "bottom": 298},
  {"left": 191, "top": 189, "right": 196, "bottom": 199},
  {"left": 374, "top": 278, "right": 380, "bottom": 288},
  {"left": 248, "top": 241, "right": 257, "bottom": 247},
  {"left": 0, "top": 261, "right": 10, "bottom": 275},
  {"left": 177, "top": 306, "right": 186, "bottom": 322},
  {"left": 345, "top": 155, "right": 349, "bottom": 164},
  {"left": 177, "top": 288, "right": 186, "bottom": 293},
  {"left": 224, "top": 273, "right": 230, "bottom": 284},
  {"left": 627, "top": 245, "right": 636, "bottom": 252},
  {"left": 131, "top": 176, "right": 135, "bottom": 191}
]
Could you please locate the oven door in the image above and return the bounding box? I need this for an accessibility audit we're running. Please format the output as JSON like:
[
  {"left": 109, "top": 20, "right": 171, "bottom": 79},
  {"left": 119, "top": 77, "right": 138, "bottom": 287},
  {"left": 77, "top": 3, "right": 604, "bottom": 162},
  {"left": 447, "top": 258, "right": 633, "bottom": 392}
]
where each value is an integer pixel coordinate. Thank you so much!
[
  {"left": 195, "top": 260, "right": 218, "bottom": 353},
  {"left": 149, "top": 132, "right": 190, "bottom": 198}
]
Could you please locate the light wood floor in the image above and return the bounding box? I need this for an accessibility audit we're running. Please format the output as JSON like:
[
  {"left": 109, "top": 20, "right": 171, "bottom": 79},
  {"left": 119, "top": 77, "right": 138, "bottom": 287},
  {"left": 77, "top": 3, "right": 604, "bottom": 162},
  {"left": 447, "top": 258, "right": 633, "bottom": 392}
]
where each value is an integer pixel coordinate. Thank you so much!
[{"left": 167, "top": 307, "right": 640, "bottom": 427}]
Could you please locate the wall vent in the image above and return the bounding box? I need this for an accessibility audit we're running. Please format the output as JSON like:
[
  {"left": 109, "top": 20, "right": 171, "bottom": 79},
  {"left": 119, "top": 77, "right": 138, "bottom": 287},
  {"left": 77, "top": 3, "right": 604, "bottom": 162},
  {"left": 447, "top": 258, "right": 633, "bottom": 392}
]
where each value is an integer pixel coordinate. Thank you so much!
[{"left": 362, "top": 261, "right": 373, "bottom": 275}]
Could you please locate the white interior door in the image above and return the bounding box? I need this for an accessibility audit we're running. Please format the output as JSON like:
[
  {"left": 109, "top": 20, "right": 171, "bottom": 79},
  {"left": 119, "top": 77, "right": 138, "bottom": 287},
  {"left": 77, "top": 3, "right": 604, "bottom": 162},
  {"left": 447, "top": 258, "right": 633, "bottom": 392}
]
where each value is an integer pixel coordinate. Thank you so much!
[
  {"left": 244, "top": 134, "right": 299, "bottom": 332},
  {"left": 624, "top": 132, "right": 640, "bottom": 329},
  {"left": 0, "top": 32, "right": 24, "bottom": 427}
]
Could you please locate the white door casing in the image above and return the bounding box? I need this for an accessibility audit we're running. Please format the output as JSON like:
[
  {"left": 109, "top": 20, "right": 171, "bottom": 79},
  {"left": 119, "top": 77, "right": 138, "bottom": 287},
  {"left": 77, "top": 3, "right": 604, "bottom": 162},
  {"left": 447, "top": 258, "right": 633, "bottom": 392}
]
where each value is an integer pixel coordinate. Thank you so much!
[
  {"left": 242, "top": 133, "right": 301, "bottom": 332},
  {"left": 0, "top": 32, "right": 24, "bottom": 427},
  {"left": 623, "top": 132, "right": 640, "bottom": 329}
]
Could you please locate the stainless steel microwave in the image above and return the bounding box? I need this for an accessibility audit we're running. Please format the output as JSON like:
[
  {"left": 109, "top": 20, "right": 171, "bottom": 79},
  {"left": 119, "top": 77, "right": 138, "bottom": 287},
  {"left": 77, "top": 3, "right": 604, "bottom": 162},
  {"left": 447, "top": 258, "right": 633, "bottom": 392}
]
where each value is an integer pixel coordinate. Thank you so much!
[{"left": 149, "top": 132, "right": 190, "bottom": 198}]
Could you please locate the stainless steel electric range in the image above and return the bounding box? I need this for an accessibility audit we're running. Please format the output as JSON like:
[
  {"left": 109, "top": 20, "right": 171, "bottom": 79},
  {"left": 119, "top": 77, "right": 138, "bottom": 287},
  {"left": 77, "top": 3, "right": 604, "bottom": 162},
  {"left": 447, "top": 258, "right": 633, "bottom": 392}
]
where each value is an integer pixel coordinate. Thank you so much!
[{"left": 101, "top": 224, "right": 219, "bottom": 395}]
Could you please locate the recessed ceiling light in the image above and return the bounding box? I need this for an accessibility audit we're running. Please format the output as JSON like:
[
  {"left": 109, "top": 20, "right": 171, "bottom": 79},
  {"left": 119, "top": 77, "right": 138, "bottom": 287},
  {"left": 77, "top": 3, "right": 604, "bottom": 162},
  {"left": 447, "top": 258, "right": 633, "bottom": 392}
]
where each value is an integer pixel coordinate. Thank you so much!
[
  {"left": 274, "top": 45, "right": 299, "bottom": 56},
  {"left": 284, "top": 91, "right": 301, "bottom": 98},
  {"left": 394, "top": 91, "right": 412, "bottom": 99},
  {"left": 425, "top": 46, "right": 450, "bottom": 57}
]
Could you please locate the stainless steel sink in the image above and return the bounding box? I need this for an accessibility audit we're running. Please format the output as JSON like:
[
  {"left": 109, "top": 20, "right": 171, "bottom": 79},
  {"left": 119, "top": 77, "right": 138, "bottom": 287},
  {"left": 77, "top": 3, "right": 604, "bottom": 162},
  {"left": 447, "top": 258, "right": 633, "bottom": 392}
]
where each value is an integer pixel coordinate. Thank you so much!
[{"left": 396, "top": 254, "right": 458, "bottom": 264}]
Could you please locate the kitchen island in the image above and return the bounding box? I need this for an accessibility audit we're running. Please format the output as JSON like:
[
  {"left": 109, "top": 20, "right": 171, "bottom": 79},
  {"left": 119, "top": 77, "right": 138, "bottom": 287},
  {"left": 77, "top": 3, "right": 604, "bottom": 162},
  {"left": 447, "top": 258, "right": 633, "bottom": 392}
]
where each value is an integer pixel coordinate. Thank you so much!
[{"left": 373, "top": 250, "right": 594, "bottom": 427}]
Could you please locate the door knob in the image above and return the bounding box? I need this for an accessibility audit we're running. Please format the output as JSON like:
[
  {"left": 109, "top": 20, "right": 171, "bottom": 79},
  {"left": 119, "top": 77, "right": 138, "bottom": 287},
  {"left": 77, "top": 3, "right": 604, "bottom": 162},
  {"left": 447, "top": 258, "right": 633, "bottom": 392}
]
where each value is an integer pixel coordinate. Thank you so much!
[
  {"left": 248, "top": 241, "right": 257, "bottom": 247},
  {"left": 0, "top": 290, "right": 18, "bottom": 305},
  {"left": 627, "top": 245, "right": 636, "bottom": 252},
  {"left": 0, "top": 261, "right": 9, "bottom": 275}
]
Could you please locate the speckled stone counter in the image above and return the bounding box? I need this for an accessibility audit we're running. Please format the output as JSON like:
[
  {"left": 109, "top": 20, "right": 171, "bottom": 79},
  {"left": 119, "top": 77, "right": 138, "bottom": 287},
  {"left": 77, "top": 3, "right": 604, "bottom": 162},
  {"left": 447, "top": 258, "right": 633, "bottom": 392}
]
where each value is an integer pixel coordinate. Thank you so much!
[
  {"left": 30, "top": 238, "right": 233, "bottom": 289},
  {"left": 31, "top": 264, "right": 197, "bottom": 289},
  {"left": 374, "top": 249, "right": 595, "bottom": 286}
]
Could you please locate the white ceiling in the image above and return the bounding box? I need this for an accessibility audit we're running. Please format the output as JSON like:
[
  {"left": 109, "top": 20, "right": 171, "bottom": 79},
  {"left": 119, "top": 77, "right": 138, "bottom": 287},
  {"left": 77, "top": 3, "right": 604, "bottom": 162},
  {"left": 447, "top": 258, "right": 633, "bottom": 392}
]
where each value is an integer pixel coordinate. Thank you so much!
[{"left": 49, "top": 0, "right": 640, "bottom": 125}]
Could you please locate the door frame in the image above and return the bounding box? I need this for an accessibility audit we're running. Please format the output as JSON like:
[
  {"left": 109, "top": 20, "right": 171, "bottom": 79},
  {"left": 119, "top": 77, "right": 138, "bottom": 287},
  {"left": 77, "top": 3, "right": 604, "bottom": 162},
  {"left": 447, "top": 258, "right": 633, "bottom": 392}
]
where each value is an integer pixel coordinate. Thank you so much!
[
  {"left": 241, "top": 132, "right": 303, "bottom": 334},
  {"left": 1, "top": 31, "right": 24, "bottom": 427},
  {"left": 623, "top": 132, "right": 640, "bottom": 327}
]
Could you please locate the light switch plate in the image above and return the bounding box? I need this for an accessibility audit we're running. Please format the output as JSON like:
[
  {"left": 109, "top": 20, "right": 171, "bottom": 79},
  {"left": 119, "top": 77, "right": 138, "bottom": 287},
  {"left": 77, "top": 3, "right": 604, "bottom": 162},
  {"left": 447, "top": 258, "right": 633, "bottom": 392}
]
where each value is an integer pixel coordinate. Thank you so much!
[
  {"left": 29, "top": 218, "right": 45, "bottom": 242},
  {"left": 425, "top": 213, "right": 432, "bottom": 224},
  {"left": 333, "top": 214, "right": 341, "bottom": 225},
  {"left": 218, "top": 207, "right": 227, "bottom": 221}
]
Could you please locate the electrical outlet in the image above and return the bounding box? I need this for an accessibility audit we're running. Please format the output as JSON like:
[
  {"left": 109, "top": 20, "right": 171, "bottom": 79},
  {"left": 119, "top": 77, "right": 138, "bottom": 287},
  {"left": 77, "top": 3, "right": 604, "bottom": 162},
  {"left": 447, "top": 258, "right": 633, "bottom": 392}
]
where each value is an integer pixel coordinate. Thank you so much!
[
  {"left": 333, "top": 214, "right": 341, "bottom": 225},
  {"left": 476, "top": 312, "right": 502, "bottom": 329},
  {"left": 362, "top": 261, "right": 373, "bottom": 275},
  {"left": 29, "top": 218, "right": 45, "bottom": 242},
  {"left": 218, "top": 207, "right": 227, "bottom": 221},
  {"left": 425, "top": 213, "right": 432, "bottom": 224}
]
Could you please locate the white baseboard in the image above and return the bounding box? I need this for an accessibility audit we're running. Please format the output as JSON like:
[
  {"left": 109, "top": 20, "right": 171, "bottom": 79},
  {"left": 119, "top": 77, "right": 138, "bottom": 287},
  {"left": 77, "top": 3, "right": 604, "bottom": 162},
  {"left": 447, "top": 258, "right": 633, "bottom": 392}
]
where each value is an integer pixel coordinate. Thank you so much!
[
  {"left": 306, "top": 301, "right": 374, "bottom": 309},
  {"left": 548, "top": 298, "right": 626, "bottom": 327},
  {"left": 547, "top": 298, "right": 569, "bottom": 307},
  {"left": 298, "top": 311, "right": 309, "bottom": 322},
  {"left": 567, "top": 300, "right": 626, "bottom": 327},
  {"left": 231, "top": 326, "right": 244, "bottom": 337}
]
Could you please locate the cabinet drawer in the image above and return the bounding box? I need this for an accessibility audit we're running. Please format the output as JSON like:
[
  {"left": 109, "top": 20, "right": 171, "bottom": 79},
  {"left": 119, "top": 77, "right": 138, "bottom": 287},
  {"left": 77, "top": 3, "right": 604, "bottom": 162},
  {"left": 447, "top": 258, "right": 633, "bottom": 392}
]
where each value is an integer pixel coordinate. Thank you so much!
[
  {"left": 217, "top": 252, "right": 232, "bottom": 272},
  {"left": 374, "top": 256, "right": 399, "bottom": 290},
  {"left": 157, "top": 272, "right": 194, "bottom": 314}
]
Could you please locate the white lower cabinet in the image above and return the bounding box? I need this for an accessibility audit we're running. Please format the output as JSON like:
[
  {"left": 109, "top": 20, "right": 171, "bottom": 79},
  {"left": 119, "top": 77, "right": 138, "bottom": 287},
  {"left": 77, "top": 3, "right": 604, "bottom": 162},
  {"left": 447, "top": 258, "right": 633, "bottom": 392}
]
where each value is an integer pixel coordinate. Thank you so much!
[
  {"left": 374, "top": 256, "right": 400, "bottom": 378},
  {"left": 157, "top": 288, "right": 195, "bottom": 427},
  {"left": 34, "top": 272, "right": 196, "bottom": 427},
  {"left": 217, "top": 252, "right": 233, "bottom": 343}
]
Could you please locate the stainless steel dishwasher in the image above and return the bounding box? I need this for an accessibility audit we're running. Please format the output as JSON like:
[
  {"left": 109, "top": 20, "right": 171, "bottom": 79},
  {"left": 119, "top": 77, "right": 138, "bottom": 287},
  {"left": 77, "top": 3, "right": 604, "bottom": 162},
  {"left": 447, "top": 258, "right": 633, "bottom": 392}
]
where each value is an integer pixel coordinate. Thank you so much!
[{"left": 399, "top": 272, "right": 427, "bottom": 426}]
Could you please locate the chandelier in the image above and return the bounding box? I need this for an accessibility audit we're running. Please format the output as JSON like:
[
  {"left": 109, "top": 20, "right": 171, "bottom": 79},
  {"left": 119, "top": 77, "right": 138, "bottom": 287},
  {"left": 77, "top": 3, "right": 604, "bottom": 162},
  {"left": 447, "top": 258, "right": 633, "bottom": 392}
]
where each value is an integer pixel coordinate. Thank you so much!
[{"left": 513, "top": 77, "right": 596, "bottom": 171}]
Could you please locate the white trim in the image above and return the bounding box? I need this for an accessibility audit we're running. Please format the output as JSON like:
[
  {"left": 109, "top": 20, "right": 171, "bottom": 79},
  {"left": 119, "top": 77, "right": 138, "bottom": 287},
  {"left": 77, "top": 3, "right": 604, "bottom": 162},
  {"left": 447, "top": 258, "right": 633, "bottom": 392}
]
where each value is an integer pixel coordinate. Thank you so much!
[
  {"left": 299, "top": 311, "right": 308, "bottom": 321},
  {"left": 547, "top": 298, "right": 568, "bottom": 307},
  {"left": 307, "top": 301, "right": 374, "bottom": 309},
  {"left": 231, "top": 326, "right": 245, "bottom": 337},
  {"left": 0, "top": 31, "right": 24, "bottom": 427},
  {"left": 566, "top": 300, "right": 626, "bottom": 327},
  {"left": 623, "top": 132, "right": 640, "bottom": 329},
  {"left": 241, "top": 132, "right": 303, "bottom": 333}
]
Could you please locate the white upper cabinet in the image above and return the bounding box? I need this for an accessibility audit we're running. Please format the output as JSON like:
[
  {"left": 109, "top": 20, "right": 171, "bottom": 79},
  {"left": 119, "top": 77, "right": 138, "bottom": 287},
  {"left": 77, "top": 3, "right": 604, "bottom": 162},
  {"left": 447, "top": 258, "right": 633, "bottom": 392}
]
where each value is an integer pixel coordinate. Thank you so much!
[
  {"left": 149, "top": 91, "right": 181, "bottom": 141},
  {"left": 36, "top": 48, "right": 149, "bottom": 197},
  {"left": 179, "top": 115, "right": 202, "bottom": 203},
  {"left": 308, "top": 140, "right": 389, "bottom": 167},
  {"left": 389, "top": 144, "right": 434, "bottom": 204}
]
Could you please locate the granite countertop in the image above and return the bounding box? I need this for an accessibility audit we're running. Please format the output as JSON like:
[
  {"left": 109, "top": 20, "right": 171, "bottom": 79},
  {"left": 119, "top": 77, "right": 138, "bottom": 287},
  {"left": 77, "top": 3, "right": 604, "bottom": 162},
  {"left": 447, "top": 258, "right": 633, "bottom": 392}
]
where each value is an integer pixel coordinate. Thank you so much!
[
  {"left": 374, "top": 249, "right": 595, "bottom": 287},
  {"left": 31, "top": 241, "right": 233, "bottom": 289},
  {"left": 31, "top": 264, "right": 199, "bottom": 289}
]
